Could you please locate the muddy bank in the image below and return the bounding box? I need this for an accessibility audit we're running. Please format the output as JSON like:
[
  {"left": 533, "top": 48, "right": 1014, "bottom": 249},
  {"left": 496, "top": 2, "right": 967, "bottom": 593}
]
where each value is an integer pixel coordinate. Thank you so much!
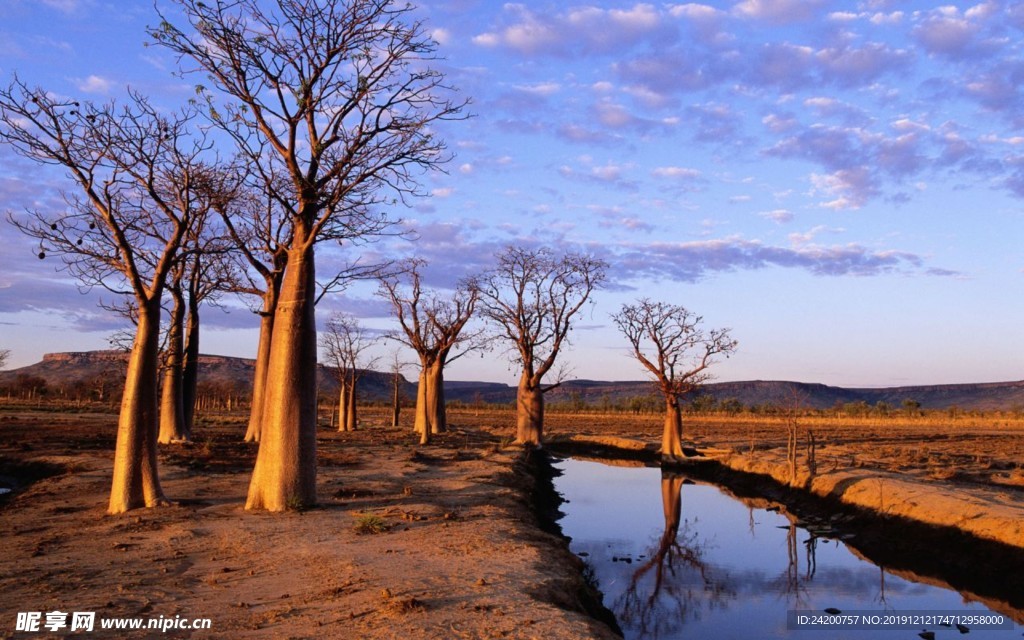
[
  {"left": 0, "top": 415, "right": 621, "bottom": 639},
  {"left": 546, "top": 435, "right": 1024, "bottom": 620}
]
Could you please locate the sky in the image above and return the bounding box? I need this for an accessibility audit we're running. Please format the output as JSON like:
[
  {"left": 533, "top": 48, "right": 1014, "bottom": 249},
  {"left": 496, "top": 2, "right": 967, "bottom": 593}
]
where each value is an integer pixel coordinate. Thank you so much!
[{"left": 0, "top": 0, "right": 1023, "bottom": 388}]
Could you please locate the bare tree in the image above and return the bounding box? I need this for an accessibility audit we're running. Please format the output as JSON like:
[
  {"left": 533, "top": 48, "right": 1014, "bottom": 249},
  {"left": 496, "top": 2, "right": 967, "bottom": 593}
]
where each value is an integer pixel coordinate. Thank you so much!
[
  {"left": 612, "top": 299, "right": 737, "bottom": 461},
  {"left": 0, "top": 349, "right": 10, "bottom": 369},
  {"left": 320, "top": 312, "right": 377, "bottom": 432},
  {"left": 152, "top": 0, "right": 466, "bottom": 511},
  {"left": 477, "top": 246, "right": 606, "bottom": 445},
  {"left": 1, "top": 81, "right": 212, "bottom": 513},
  {"left": 213, "top": 176, "right": 291, "bottom": 443},
  {"left": 388, "top": 349, "right": 406, "bottom": 428},
  {"left": 378, "top": 259, "right": 479, "bottom": 444}
]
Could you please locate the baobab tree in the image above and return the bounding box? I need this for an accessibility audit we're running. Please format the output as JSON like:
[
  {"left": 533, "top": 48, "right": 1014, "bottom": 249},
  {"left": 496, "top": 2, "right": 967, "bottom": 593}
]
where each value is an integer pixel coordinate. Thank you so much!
[
  {"left": 320, "top": 312, "right": 377, "bottom": 432},
  {"left": 611, "top": 299, "right": 737, "bottom": 461},
  {"left": 206, "top": 172, "right": 291, "bottom": 443},
  {"left": 378, "top": 259, "right": 480, "bottom": 444},
  {"left": 158, "top": 223, "right": 236, "bottom": 444},
  {"left": 478, "top": 246, "right": 607, "bottom": 445},
  {"left": 1, "top": 81, "right": 212, "bottom": 513},
  {"left": 152, "top": 0, "right": 466, "bottom": 510}
]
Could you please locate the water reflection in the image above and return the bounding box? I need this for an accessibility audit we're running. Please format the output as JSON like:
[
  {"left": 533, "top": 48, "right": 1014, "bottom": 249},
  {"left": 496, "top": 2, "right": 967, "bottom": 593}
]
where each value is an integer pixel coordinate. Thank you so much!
[
  {"left": 618, "top": 472, "right": 734, "bottom": 637},
  {"left": 554, "top": 457, "right": 1021, "bottom": 639}
]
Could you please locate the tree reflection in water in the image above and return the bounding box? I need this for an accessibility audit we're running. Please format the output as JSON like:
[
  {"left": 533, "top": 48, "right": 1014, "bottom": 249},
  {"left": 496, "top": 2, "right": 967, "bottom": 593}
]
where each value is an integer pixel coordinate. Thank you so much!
[{"left": 616, "top": 471, "right": 735, "bottom": 637}]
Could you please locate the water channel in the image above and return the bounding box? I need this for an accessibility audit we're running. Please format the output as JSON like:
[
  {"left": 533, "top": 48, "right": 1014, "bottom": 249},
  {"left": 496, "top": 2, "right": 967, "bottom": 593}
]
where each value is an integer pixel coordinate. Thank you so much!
[{"left": 552, "top": 456, "right": 1022, "bottom": 639}]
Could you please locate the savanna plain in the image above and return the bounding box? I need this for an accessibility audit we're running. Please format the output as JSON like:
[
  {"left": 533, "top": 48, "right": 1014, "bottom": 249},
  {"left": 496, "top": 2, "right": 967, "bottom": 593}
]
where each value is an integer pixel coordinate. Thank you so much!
[{"left": 2, "top": 401, "right": 1024, "bottom": 639}]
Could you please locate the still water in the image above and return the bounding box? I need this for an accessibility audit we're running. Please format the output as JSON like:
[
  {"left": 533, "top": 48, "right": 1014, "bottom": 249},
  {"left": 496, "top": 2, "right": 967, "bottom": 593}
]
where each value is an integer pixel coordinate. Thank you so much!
[{"left": 553, "top": 457, "right": 1021, "bottom": 639}]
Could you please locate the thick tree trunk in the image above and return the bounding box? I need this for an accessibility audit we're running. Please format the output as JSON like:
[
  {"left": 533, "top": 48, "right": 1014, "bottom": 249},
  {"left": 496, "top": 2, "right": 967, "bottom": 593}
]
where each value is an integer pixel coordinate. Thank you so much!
[
  {"left": 109, "top": 299, "right": 168, "bottom": 514},
  {"left": 428, "top": 363, "right": 446, "bottom": 435},
  {"left": 337, "top": 376, "right": 348, "bottom": 432},
  {"left": 158, "top": 291, "right": 188, "bottom": 444},
  {"left": 181, "top": 298, "right": 200, "bottom": 437},
  {"left": 245, "top": 242, "right": 318, "bottom": 511},
  {"left": 344, "top": 373, "right": 357, "bottom": 432},
  {"left": 414, "top": 369, "right": 429, "bottom": 438},
  {"left": 661, "top": 396, "right": 685, "bottom": 460},
  {"left": 516, "top": 378, "right": 544, "bottom": 446},
  {"left": 245, "top": 287, "right": 278, "bottom": 443}
]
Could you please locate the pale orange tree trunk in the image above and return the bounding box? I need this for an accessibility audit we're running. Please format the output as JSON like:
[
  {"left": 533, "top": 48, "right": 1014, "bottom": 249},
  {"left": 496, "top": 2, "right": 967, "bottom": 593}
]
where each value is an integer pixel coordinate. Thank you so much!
[
  {"left": 245, "top": 239, "right": 318, "bottom": 511},
  {"left": 516, "top": 374, "right": 545, "bottom": 445},
  {"left": 245, "top": 285, "right": 279, "bottom": 442},
  {"left": 661, "top": 396, "right": 685, "bottom": 460},
  {"left": 110, "top": 298, "right": 169, "bottom": 512},
  {"left": 344, "top": 370, "right": 358, "bottom": 432},
  {"left": 336, "top": 373, "right": 348, "bottom": 432},
  {"left": 158, "top": 285, "right": 188, "bottom": 444}
]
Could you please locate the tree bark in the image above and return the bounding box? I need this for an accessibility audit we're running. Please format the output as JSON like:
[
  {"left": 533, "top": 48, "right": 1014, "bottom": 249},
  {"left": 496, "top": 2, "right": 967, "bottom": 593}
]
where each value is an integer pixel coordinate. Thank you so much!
[
  {"left": 414, "top": 369, "right": 429, "bottom": 440},
  {"left": 428, "top": 363, "right": 446, "bottom": 435},
  {"left": 661, "top": 396, "right": 686, "bottom": 460},
  {"left": 343, "top": 371, "right": 357, "bottom": 432},
  {"left": 337, "top": 376, "right": 348, "bottom": 433},
  {"left": 516, "top": 377, "right": 544, "bottom": 446},
  {"left": 245, "top": 240, "right": 318, "bottom": 511},
  {"left": 245, "top": 286, "right": 279, "bottom": 443},
  {"left": 181, "top": 294, "right": 200, "bottom": 437},
  {"left": 109, "top": 298, "right": 168, "bottom": 514},
  {"left": 158, "top": 290, "right": 188, "bottom": 444},
  {"left": 391, "top": 372, "right": 401, "bottom": 428}
]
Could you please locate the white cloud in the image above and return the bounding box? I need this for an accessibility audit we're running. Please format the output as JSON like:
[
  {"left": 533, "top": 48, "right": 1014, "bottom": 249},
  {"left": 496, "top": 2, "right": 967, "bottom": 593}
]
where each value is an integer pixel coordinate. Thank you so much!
[{"left": 73, "top": 75, "right": 112, "bottom": 94}]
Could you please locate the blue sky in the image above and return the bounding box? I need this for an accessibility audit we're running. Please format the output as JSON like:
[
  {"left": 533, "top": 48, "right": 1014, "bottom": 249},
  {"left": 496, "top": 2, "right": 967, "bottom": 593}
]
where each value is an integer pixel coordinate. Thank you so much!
[{"left": 1, "top": 0, "right": 1022, "bottom": 387}]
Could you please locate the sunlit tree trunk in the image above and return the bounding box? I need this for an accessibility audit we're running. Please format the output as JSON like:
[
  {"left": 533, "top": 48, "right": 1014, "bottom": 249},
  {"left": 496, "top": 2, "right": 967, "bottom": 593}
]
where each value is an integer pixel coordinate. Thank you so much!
[
  {"left": 159, "top": 289, "right": 188, "bottom": 444},
  {"left": 245, "top": 238, "right": 317, "bottom": 511},
  {"left": 109, "top": 298, "right": 168, "bottom": 514},
  {"left": 426, "top": 360, "right": 446, "bottom": 435},
  {"left": 414, "top": 369, "right": 429, "bottom": 440},
  {"left": 245, "top": 285, "right": 278, "bottom": 443},
  {"left": 344, "top": 371, "right": 357, "bottom": 432},
  {"left": 337, "top": 375, "right": 348, "bottom": 433},
  {"left": 661, "top": 396, "right": 685, "bottom": 460},
  {"left": 516, "top": 374, "right": 544, "bottom": 446}
]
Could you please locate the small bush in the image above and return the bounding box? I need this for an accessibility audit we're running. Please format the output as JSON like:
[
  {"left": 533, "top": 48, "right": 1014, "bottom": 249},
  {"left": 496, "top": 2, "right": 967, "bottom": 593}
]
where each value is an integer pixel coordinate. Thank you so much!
[{"left": 354, "top": 514, "right": 389, "bottom": 534}]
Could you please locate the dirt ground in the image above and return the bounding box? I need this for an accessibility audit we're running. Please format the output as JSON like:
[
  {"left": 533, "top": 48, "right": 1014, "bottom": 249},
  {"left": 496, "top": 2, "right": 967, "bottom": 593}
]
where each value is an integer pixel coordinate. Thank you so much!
[
  {"left": 0, "top": 406, "right": 617, "bottom": 640},
  {"left": 3, "top": 404, "right": 1024, "bottom": 639}
]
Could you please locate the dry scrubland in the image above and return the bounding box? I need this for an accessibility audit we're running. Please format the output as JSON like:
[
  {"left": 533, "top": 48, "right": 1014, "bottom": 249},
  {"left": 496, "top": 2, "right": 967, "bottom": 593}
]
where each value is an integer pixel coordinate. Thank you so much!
[{"left": 2, "top": 402, "right": 1024, "bottom": 638}]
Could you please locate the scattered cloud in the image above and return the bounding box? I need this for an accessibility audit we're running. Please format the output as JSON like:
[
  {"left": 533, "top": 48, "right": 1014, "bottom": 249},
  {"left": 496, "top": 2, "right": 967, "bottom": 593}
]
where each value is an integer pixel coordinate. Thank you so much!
[{"left": 73, "top": 74, "right": 113, "bottom": 94}]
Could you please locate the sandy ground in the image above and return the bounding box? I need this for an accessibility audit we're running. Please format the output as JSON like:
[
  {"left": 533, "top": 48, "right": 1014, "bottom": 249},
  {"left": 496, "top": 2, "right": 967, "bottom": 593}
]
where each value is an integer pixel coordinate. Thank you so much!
[
  {"left": 4, "top": 405, "right": 1024, "bottom": 639},
  {"left": 0, "top": 408, "right": 618, "bottom": 640}
]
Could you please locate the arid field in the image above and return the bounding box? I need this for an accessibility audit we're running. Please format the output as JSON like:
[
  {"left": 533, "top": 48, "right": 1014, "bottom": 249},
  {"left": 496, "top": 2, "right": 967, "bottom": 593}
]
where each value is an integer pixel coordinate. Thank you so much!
[{"left": 2, "top": 402, "right": 1024, "bottom": 638}]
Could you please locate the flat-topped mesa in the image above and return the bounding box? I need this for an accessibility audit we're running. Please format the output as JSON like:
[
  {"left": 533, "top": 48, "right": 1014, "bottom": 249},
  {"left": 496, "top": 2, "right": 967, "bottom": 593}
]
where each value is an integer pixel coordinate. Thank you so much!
[{"left": 42, "top": 351, "right": 128, "bottom": 364}]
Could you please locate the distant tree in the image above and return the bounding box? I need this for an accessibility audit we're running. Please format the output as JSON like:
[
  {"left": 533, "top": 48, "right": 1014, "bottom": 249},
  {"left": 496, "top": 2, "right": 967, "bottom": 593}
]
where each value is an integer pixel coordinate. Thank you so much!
[
  {"left": 478, "top": 246, "right": 607, "bottom": 445},
  {"left": 902, "top": 398, "right": 921, "bottom": 416},
  {"left": 152, "top": 0, "right": 466, "bottom": 511},
  {"left": 612, "top": 299, "right": 737, "bottom": 461},
  {"left": 0, "top": 348, "right": 9, "bottom": 369},
  {"left": 388, "top": 350, "right": 406, "bottom": 428},
  {"left": 377, "top": 259, "right": 480, "bottom": 444},
  {"left": 1, "top": 81, "right": 213, "bottom": 513},
  {"left": 320, "top": 312, "right": 377, "bottom": 432}
]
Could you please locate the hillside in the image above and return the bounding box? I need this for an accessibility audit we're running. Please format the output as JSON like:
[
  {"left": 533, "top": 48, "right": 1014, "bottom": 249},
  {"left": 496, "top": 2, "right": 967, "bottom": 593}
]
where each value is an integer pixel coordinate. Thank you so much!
[
  {"left": 3, "top": 350, "right": 1024, "bottom": 411},
  {"left": 0, "top": 351, "right": 414, "bottom": 403}
]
